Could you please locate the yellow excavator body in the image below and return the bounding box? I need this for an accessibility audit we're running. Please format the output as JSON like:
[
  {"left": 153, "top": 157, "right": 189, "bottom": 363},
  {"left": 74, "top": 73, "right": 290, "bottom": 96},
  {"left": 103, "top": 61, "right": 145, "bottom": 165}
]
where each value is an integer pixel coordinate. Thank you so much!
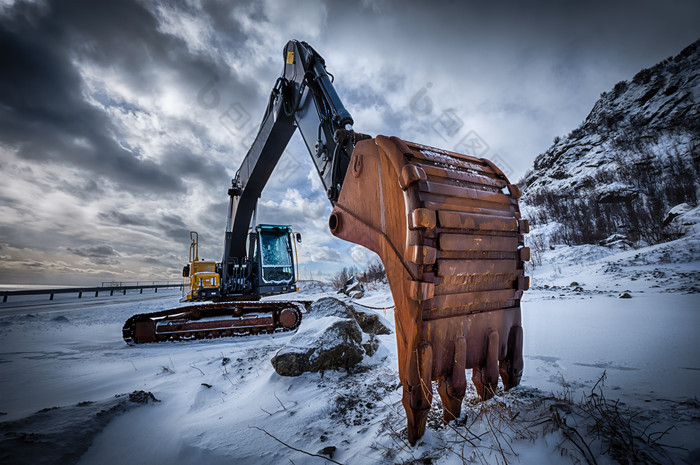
[{"left": 182, "top": 232, "right": 220, "bottom": 301}]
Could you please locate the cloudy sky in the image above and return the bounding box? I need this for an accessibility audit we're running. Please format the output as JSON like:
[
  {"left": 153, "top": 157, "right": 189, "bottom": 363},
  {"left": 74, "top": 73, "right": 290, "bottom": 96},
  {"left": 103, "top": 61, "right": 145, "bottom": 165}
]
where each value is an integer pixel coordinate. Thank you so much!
[{"left": 0, "top": 0, "right": 698, "bottom": 286}]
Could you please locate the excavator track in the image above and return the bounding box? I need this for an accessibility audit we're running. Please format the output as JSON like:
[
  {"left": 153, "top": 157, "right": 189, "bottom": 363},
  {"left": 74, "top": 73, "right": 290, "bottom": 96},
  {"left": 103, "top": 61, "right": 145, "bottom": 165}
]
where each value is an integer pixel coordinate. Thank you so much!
[{"left": 122, "top": 301, "right": 305, "bottom": 344}]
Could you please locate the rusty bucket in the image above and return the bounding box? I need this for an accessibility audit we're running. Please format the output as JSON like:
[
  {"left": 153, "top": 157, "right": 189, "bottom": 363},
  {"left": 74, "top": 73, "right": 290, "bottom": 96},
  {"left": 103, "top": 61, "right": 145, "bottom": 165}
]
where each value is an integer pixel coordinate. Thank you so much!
[{"left": 331, "top": 135, "right": 529, "bottom": 444}]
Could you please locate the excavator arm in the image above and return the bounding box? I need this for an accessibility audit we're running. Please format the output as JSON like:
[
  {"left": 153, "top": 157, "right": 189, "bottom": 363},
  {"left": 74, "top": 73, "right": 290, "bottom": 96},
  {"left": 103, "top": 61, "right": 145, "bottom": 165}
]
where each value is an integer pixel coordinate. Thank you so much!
[{"left": 221, "top": 40, "right": 367, "bottom": 294}]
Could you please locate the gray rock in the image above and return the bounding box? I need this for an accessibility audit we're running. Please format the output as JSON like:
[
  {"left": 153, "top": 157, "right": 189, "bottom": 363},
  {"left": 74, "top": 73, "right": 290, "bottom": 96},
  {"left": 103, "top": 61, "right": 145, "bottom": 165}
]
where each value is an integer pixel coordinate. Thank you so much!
[
  {"left": 318, "top": 446, "right": 336, "bottom": 458},
  {"left": 343, "top": 276, "right": 365, "bottom": 299},
  {"left": 271, "top": 298, "right": 365, "bottom": 376},
  {"left": 599, "top": 234, "right": 633, "bottom": 249},
  {"left": 350, "top": 306, "right": 391, "bottom": 335},
  {"left": 308, "top": 297, "right": 356, "bottom": 319},
  {"left": 348, "top": 289, "right": 365, "bottom": 299},
  {"left": 362, "top": 334, "right": 380, "bottom": 356}
]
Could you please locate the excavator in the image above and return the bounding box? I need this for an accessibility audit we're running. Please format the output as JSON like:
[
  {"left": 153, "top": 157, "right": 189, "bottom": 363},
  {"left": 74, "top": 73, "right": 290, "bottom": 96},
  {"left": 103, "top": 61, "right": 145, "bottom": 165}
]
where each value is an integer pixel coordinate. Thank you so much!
[{"left": 122, "top": 40, "right": 529, "bottom": 444}]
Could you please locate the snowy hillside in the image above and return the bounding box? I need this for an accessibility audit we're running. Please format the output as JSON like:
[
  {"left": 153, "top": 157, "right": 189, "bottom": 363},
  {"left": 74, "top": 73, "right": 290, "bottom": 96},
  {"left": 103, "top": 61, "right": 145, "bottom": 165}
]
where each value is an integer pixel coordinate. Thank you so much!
[
  {"left": 1, "top": 232, "right": 699, "bottom": 464},
  {"left": 521, "top": 39, "right": 700, "bottom": 246}
]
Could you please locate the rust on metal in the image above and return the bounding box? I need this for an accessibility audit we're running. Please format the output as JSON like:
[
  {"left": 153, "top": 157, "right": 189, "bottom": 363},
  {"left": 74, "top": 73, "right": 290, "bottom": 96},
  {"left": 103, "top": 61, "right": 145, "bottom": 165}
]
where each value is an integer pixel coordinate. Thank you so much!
[
  {"left": 330, "top": 135, "right": 529, "bottom": 445},
  {"left": 122, "top": 301, "right": 305, "bottom": 344}
]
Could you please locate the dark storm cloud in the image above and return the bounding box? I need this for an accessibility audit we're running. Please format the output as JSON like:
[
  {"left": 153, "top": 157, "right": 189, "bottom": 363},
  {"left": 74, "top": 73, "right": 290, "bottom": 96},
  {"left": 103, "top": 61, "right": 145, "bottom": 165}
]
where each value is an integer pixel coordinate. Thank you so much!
[
  {"left": 163, "top": 145, "right": 230, "bottom": 186},
  {"left": 141, "top": 253, "right": 181, "bottom": 268},
  {"left": 330, "top": 0, "right": 699, "bottom": 56},
  {"left": 198, "top": 200, "right": 230, "bottom": 231},
  {"left": 0, "top": 2, "right": 178, "bottom": 192},
  {"left": 98, "top": 211, "right": 149, "bottom": 227},
  {"left": 56, "top": 178, "right": 105, "bottom": 198},
  {"left": 321, "top": 0, "right": 700, "bottom": 93},
  {"left": 98, "top": 209, "right": 191, "bottom": 244},
  {"left": 68, "top": 244, "right": 120, "bottom": 265},
  {"left": 159, "top": 213, "right": 192, "bottom": 242},
  {"left": 199, "top": 0, "right": 264, "bottom": 48},
  {"left": 69, "top": 245, "right": 120, "bottom": 257},
  {"left": 0, "top": 226, "right": 38, "bottom": 251},
  {"left": 0, "top": 0, "right": 257, "bottom": 194}
]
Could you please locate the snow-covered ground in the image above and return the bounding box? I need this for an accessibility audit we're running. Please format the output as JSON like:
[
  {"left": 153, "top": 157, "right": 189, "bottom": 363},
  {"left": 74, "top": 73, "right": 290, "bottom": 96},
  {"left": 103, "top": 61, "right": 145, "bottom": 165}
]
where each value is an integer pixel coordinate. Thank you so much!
[{"left": 1, "top": 236, "right": 699, "bottom": 464}]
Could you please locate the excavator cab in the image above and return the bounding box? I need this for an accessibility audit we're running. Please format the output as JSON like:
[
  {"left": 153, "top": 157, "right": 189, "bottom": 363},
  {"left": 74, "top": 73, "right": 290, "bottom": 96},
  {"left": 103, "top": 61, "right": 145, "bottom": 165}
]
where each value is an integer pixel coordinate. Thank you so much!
[
  {"left": 249, "top": 224, "right": 299, "bottom": 295},
  {"left": 183, "top": 226, "right": 299, "bottom": 302}
]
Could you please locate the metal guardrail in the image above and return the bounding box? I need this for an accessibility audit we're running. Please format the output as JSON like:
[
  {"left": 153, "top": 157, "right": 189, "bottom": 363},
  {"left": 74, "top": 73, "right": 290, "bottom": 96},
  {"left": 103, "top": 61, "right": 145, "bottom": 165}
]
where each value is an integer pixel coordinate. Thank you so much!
[
  {"left": 100, "top": 281, "right": 180, "bottom": 288},
  {"left": 1, "top": 283, "right": 183, "bottom": 303}
]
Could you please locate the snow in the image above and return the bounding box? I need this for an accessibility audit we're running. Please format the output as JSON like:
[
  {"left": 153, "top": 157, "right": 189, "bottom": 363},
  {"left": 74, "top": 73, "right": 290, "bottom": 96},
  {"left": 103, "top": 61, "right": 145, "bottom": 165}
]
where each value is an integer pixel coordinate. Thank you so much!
[
  {"left": 523, "top": 294, "right": 699, "bottom": 400},
  {"left": 669, "top": 202, "right": 695, "bottom": 216},
  {"left": 1, "top": 235, "right": 699, "bottom": 464},
  {"left": 666, "top": 203, "right": 700, "bottom": 236}
]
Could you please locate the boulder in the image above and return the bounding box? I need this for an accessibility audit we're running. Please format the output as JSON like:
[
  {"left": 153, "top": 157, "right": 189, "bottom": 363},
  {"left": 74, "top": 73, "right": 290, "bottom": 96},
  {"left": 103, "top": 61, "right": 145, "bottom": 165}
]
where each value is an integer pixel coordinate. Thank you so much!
[
  {"left": 599, "top": 233, "right": 633, "bottom": 249},
  {"left": 662, "top": 202, "right": 693, "bottom": 227},
  {"left": 662, "top": 203, "right": 700, "bottom": 238},
  {"left": 271, "top": 298, "right": 365, "bottom": 376},
  {"left": 343, "top": 276, "right": 365, "bottom": 299}
]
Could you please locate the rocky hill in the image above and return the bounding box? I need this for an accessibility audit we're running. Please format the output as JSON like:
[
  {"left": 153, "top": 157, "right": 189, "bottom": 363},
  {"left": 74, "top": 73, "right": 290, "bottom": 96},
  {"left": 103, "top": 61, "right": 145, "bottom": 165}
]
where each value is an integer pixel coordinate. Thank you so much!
[{"left": 520, "top": 40, "right": 700, "bottom": 246}]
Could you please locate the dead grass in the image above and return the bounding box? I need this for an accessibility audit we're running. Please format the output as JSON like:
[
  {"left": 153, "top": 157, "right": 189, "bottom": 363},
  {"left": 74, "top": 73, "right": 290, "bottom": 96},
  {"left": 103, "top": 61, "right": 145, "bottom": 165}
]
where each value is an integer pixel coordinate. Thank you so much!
[{"left": 373, "top": 372, "right": 681, "bottom": 464}]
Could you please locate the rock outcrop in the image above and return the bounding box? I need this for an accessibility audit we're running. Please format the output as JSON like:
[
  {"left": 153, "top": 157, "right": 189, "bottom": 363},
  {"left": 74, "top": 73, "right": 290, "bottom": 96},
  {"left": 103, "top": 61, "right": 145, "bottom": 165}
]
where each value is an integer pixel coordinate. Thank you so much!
[
  {"left": 521, "top": 40, "right": 700, "bottom": 246},
  {"left": 271, "top": 298, "right": 387, "bottom": 376}
]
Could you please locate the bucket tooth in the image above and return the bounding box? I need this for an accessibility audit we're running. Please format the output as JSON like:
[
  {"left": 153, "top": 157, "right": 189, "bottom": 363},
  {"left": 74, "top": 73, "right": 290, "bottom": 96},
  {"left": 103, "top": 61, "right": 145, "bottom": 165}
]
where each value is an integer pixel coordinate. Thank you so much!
[
  {"left": 472, "top": 330, "right": 500, "bottom": 400},
  {"left": 500, "top": 324, "right": 524, "bottom": 390},
  {"left": 331, "top": 136, "right": 528, "bottom": 444},
  {"left": 437, "top": 336, "right": 467, "bottom": 423},
  {"left": 403, "top": 342, "right": 434, "bottom": 445}
]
